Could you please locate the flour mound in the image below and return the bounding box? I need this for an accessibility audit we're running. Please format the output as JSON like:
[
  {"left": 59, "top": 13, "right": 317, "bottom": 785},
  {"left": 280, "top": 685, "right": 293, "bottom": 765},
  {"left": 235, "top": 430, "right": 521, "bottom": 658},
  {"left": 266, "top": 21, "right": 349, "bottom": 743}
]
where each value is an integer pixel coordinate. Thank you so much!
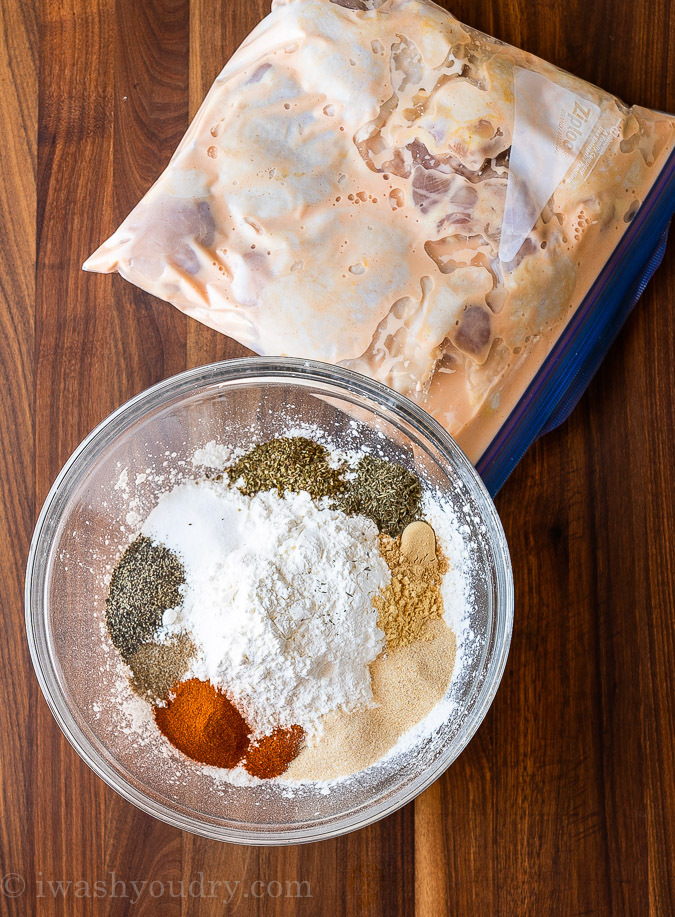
[{"left": 142, "top": 483, "right": 389, "bottom": 736}]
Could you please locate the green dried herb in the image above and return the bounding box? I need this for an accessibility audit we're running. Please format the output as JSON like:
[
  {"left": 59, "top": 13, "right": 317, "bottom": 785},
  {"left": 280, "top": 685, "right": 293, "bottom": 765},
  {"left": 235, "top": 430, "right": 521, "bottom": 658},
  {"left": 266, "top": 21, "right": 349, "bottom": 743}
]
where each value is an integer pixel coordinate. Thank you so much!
[
  {"left": 334, "top": 454, "right": 422, "bottom": 536},
  {"left": 106, "top": 536, "right": 184, "bottom": 661},
  {"left": 227, "top": 436, "right": 347, "bottom": 500}
]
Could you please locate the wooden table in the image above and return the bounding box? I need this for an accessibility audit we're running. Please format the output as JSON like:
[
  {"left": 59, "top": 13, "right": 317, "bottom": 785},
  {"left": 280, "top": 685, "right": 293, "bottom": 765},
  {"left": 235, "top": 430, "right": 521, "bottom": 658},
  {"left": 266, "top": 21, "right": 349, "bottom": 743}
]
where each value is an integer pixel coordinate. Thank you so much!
[{"left": 1, "top": 1, "right": 674, "bottom": 913}]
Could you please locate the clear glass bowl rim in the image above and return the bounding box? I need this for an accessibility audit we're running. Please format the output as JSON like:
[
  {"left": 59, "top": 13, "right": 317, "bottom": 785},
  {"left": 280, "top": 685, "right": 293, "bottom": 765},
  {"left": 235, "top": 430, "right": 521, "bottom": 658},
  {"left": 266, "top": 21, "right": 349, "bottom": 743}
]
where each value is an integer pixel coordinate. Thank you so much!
[{"left": 25, "top": 356, "right": 513, "bottom": 845}]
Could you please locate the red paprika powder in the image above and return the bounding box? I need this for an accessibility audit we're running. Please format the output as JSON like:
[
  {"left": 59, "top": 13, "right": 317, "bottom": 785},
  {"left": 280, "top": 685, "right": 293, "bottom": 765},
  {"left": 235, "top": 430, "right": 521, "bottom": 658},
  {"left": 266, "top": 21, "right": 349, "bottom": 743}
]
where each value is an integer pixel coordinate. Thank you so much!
[{"left": 154, "top": 678, "right": 250, "bottom": 769}]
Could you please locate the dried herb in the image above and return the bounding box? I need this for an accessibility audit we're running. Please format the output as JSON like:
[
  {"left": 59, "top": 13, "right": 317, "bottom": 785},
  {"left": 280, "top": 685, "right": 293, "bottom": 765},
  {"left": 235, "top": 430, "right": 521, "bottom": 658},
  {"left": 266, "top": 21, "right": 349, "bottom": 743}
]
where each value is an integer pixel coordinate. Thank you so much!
[
  {"left": 106, "top": 536, "right": 184, "bottom": 661},
  {"left": 127, "top": 634, "right": 196, "bottom": 702},
  {"left": 227, "top": 436, "right": 347, "bottom": 500},
  {"left": 334, "top": 454, "right": 422, "bottom": 536}
]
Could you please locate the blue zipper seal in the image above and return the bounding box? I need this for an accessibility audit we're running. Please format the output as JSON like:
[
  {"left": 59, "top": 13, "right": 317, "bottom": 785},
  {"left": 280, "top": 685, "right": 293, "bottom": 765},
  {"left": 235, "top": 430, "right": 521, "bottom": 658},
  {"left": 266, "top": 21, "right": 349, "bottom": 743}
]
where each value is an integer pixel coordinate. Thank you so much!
[{"left": 476, "top": 146, "right": 675, "bottom": 496}]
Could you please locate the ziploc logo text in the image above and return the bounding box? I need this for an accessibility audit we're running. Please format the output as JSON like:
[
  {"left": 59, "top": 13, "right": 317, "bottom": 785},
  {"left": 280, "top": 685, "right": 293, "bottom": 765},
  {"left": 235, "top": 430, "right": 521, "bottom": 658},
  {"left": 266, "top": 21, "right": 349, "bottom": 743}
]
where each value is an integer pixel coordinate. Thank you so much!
[
  {"left": 499, "top": 69, "right": 600, "bottom": 262},
  {"left": 559, "top": 101, "right": 596, "bottom": 155}
]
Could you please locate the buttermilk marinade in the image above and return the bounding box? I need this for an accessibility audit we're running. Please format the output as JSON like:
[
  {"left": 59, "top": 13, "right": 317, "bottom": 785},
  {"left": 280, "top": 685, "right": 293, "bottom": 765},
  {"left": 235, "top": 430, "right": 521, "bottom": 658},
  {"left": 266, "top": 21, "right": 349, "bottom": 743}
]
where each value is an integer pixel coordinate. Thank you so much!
[{"left": 85, "top": 0, "right": 675, "bottom": 460}]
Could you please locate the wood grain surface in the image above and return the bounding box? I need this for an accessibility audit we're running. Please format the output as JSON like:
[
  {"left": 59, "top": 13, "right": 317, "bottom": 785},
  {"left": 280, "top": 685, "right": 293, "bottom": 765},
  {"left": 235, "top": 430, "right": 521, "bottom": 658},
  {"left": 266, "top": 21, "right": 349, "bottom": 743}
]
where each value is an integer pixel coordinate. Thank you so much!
[{"left": 1, "top": 0, "right": 674, "bottom": 914}]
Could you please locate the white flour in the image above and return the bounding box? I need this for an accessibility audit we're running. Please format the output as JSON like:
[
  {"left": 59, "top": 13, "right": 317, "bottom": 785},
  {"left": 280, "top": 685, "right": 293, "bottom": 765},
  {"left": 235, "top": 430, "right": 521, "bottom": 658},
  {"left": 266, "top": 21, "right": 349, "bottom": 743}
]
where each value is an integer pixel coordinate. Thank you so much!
[
  {"left": 422, "top": 491, "right": 474, "bottom": 642},
  {"left": 192, "top": 440, "right": 236, "bottom": 469},
  {"left": 142, "top": 481, "right": 389, "bottom": 736}
]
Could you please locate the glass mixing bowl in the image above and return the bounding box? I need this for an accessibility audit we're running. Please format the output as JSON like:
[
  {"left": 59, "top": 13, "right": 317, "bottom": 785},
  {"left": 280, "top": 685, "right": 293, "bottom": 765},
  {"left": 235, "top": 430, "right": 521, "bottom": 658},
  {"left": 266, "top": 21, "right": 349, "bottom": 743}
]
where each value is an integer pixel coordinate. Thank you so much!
[{"left": 25, "top": 358, "right": 513, "bottom": 844}]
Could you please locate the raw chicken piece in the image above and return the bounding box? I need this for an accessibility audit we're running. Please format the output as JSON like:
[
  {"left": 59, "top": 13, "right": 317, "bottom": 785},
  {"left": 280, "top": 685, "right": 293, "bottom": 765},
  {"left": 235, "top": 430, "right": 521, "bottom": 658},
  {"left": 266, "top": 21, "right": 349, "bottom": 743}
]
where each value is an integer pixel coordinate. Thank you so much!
[{"left": 84, "top": 0, "right": 675, "bottom": 461}]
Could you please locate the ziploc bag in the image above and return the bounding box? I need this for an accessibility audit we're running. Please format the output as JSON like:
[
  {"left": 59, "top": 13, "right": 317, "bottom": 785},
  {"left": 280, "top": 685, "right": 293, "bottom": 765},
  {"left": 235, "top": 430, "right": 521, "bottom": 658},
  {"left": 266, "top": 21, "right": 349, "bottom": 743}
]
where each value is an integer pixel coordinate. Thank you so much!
[{"left": 84, "top": 0, "right": 675, "bottom": 493}]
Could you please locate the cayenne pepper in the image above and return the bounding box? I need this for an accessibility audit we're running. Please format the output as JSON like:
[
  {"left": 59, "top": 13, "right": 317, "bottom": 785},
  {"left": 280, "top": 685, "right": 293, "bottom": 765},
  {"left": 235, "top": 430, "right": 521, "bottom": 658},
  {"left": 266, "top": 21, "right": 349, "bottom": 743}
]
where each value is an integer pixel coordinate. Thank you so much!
[
  {"left": 154, "top": 678, "right": 304, "bottom": 777},
  {"left": 243, "top": 725, "right": 305, "bottom": 778}
]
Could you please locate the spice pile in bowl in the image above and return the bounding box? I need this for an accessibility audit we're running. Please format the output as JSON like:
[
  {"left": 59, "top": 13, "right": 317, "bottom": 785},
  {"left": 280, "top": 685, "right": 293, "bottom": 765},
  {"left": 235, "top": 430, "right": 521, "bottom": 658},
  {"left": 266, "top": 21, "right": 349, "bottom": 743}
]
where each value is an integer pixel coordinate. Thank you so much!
[{"left": 105, "top": 435, "right": 473, "bottom": 783}]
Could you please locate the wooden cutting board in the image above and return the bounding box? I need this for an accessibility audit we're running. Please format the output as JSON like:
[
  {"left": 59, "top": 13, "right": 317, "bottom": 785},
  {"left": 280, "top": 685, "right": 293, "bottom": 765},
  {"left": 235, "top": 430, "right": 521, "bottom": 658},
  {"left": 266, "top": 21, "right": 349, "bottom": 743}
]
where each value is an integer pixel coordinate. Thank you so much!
[{"left": 1, "top": 1, "right": 673, "bottom": 914}]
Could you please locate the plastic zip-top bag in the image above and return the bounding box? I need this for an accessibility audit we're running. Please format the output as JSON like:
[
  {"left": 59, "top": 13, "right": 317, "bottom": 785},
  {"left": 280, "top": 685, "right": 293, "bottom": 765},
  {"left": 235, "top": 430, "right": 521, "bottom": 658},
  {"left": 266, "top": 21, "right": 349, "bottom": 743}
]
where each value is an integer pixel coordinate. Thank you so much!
[{"left": 84, "top": 0, "right": 675, "bottom": 493}]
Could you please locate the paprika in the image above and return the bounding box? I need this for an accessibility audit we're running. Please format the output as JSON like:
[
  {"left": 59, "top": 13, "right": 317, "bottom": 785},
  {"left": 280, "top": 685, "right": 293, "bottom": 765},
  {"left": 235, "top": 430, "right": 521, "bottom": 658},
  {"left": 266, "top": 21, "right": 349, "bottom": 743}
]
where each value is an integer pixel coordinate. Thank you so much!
[{"left": 154, "top": 678, "right": 249, "bottom": 769}]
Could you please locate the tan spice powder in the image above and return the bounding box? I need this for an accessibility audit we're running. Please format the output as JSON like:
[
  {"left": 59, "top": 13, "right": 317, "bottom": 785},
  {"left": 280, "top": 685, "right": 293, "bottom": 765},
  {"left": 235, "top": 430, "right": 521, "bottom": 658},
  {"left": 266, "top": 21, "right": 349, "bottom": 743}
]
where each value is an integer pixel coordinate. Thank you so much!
[
  {"left": 284, "top": 618, "right": 456, "bottom": 782},
  {"left": 128, "top": 634, "right": 196, "bottom": 703},
  {"left": 374, "top": 526, "right": 449, "bottom": 650}
]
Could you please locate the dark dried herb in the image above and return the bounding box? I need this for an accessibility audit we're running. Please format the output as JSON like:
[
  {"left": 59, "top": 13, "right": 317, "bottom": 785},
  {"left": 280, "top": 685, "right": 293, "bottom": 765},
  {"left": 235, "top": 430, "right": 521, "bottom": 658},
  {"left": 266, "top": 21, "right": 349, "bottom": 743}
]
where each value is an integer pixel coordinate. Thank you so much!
[
  {"left": 227, "top": 436, "right": 347, "bottom": 500},
  {"left": 106, "top": 536, "right": 184, "bottom": 661},
  {"left": 334, "top": 454, "right": 422, "bottom": 536}
]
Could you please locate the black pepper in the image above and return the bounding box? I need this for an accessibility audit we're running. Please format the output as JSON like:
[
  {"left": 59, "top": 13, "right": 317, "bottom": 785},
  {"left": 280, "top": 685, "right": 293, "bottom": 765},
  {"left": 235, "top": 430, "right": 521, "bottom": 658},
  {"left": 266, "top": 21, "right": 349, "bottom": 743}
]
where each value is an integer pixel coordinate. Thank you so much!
[{"left": 105, "top": 536, "right": 185, "bottom": 661}]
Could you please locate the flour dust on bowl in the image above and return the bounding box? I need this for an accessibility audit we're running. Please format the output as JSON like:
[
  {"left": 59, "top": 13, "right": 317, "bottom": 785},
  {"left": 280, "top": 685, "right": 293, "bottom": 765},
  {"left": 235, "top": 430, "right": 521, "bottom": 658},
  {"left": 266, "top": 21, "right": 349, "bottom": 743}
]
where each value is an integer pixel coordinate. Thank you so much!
[{"left": 25, "top": 358, "right": 513, "bottom": 844}]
